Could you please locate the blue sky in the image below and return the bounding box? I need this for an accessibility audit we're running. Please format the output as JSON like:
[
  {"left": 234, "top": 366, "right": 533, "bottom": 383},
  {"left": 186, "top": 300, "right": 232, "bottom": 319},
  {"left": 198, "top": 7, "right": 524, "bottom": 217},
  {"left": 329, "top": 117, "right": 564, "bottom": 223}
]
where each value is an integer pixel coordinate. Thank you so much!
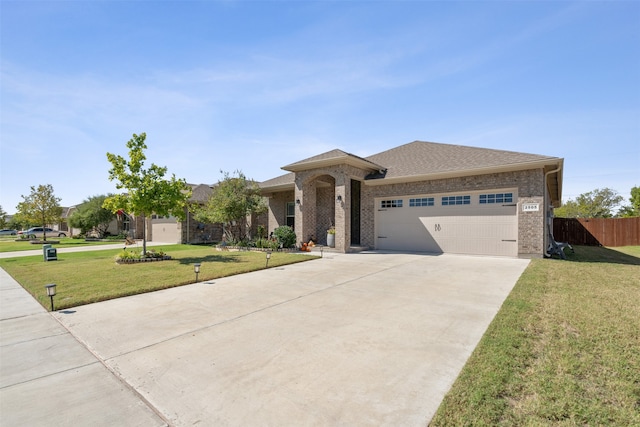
[{"left": 1, "top": 1, "right": 638, "bottom": 214}]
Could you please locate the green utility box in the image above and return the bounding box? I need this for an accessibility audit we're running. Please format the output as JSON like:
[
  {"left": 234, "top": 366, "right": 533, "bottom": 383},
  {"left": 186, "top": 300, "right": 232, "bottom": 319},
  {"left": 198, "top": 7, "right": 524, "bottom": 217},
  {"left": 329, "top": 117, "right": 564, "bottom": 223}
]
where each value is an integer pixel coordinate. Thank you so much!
[{"left": 43, "top": 244, "right": 57, "bottom": 261}]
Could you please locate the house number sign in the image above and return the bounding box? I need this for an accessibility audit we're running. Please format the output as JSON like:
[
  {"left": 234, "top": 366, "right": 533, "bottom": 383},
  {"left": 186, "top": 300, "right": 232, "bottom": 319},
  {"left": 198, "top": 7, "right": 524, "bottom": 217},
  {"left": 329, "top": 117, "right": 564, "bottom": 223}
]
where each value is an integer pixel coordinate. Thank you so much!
[{"left": 522, "top": 203, "right": 540, "bottom": 212}]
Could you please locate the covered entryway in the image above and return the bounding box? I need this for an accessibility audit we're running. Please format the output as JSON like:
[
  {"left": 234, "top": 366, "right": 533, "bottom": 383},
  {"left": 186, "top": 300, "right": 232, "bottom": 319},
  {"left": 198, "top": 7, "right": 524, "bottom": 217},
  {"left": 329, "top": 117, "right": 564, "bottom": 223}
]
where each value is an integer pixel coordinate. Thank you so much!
[{"left": 375, "top": 190, "right": 518, "bottom": 257}]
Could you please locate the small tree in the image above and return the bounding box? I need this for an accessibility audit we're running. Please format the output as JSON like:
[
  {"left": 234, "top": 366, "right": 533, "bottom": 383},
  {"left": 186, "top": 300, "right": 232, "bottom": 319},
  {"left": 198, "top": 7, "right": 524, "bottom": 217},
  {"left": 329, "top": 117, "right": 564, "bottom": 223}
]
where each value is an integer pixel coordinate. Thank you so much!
[
  {"left": 0, "top": 205, "right": 7, "bottom": 229},
  {"left": 68, "top": 195, "right": 116, "bottom": 237},
  {"left": 104, "top": 133, "right": 192, "bottom": 254},
  {"left": 192, "top": 170, "right": 267, "bottom": 243},
  {"left": 554, "top": 188, "right": 624, "bottom": 218},
  {"left": 15, "top": 184, "right": 63, "bottom": 241}
]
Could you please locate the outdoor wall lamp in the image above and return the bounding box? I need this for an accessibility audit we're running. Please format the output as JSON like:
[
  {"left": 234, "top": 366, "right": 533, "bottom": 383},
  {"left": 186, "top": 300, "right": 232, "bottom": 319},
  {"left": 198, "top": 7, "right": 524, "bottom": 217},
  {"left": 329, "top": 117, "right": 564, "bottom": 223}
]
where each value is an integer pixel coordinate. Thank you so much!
[
  {"left": 296, "top": 199, "right": 301, "bottom": 205},
  {"left": 194, "top": 263, "right": 201, "bottom": 283},
  {"left": 336, "top": 195, "right": 343, "bottom": 203},
  {"left": 45, "top": 283, "right": 57, "bottom": 311},
  {"left": 265, "top": 250, "right": 272, "bottom": 268}
]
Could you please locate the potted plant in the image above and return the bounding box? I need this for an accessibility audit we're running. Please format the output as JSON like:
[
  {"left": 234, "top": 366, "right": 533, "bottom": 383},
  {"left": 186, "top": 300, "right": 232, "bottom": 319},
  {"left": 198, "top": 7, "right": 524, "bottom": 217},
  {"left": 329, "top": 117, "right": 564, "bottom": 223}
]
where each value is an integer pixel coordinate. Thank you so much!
[{"left": 327, "top": 226, "right": 336, "bottom": 248}]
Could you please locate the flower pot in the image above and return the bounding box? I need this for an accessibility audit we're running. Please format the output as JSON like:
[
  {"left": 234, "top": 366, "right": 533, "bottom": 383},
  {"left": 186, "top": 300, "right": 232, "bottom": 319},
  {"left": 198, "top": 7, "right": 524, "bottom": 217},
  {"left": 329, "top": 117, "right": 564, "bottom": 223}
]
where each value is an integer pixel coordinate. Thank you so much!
[{"left": 327, "top": 233, "right": 335, "bottom": 248}]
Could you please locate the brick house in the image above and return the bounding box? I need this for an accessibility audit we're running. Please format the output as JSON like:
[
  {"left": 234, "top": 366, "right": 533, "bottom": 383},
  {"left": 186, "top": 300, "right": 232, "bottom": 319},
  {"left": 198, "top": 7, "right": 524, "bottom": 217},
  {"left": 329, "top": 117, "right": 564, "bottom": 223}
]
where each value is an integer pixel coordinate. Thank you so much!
[
  {"left": 259, "top": 140, "right": 563, "bottom": 258},
  {"left": 147, "top": 183, "right": 223, "bottom": 244}
]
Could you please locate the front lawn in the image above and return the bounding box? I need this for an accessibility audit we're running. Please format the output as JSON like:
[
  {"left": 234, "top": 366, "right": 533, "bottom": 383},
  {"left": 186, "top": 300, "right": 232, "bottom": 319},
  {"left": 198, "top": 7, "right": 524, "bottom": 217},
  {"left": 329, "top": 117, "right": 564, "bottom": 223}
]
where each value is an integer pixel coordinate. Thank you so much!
[
  {"left": 0, "top": 245, "right": 317, "bottom": 310},
  {"left": 430, "top": 246, "right": 640, "bottom": 426}
]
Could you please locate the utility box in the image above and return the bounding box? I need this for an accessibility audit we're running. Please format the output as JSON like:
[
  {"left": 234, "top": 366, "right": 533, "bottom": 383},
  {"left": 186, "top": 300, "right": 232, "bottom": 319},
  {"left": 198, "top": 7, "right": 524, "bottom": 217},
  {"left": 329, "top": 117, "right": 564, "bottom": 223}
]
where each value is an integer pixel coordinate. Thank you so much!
[{"left": 43, "top": 244, "right": 57, "bottom": 261}]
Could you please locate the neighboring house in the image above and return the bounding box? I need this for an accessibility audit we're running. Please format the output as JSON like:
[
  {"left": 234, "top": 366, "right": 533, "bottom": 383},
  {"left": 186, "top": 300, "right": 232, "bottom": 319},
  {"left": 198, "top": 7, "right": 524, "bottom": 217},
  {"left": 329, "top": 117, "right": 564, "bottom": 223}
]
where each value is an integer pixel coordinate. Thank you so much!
[
  {"left": 259, "top": 140, "right": 564, "bottom": 258},
  {"left": 148, "top": 183, "right": 223, "bottom": 244}
]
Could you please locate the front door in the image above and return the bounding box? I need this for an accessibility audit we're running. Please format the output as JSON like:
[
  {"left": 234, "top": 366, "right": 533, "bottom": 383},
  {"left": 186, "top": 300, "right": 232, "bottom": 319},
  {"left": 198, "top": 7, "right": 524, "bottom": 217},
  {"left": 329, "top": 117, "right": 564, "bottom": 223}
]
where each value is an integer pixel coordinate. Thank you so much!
[{"left": 350, "top": 179, "right": 361, "bottom": 245}]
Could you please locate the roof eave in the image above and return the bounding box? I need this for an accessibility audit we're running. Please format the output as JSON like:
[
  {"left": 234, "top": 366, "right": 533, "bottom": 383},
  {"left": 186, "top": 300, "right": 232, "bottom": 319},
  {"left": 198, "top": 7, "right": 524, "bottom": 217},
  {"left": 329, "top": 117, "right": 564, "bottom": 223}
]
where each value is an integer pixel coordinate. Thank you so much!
[{"left": 260, "top": 183, "right": 295, "bottom": 193}]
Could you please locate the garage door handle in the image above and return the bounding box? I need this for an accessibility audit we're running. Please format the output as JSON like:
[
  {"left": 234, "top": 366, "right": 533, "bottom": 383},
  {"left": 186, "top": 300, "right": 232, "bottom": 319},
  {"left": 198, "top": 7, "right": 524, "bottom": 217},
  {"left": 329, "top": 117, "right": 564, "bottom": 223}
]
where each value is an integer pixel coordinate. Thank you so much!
[
  {"left": 503, "top": 204, "right": 517, "bottom": 207},
  {"left": 378, "top": 236, "right": 387, "bottom": 239},
  {"left": 502, "top": 239, "right": 516, "bottom": 242}
]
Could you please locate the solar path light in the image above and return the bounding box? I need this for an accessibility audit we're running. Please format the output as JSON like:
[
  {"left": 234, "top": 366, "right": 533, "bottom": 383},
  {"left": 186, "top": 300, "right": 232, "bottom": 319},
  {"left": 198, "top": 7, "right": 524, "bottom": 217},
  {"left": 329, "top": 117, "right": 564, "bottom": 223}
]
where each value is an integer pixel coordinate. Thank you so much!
[
  {"left": 194, "top": 263, "right": 201, "bottom": 283},
  {"left": 265, "top": 250, "right": 272, "bottom": 268},
  {"left": 45, "top": 283, "right": 57, "bottom": 311}
]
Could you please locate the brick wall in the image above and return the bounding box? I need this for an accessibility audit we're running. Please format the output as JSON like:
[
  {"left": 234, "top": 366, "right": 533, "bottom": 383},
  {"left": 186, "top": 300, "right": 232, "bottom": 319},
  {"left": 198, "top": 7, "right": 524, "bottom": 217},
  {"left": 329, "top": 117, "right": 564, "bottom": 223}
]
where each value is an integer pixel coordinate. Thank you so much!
[
  {"left": 265, "top": 166, "right": 548, "bottom": 256},
  {"left": 361, "top": 169, "right": 547, "bottom": 256}
]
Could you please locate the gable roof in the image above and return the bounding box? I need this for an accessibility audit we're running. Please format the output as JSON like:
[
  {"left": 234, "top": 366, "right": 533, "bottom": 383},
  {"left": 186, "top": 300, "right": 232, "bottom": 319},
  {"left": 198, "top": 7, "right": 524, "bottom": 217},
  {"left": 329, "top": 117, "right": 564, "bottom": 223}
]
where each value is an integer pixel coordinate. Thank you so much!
[
  {"left": 282, "top": 149, "right": 385, "bottom": 173},
  {"left": 188, "top": 183, "right": 215, "bottom": 203}
]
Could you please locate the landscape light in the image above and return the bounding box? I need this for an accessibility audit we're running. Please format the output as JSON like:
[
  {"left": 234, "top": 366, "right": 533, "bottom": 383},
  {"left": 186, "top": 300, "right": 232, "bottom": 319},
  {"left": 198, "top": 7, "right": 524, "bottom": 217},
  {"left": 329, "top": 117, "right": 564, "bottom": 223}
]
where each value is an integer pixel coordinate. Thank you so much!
[
  {"left": 265, "top": 250, "right": 272, "bottom": 268},
  {"left": 194, "top": 263, "right": 201, "bottom": 283},
  {"left": 45, "top": 283, "right": 57, "bottom": 311}
]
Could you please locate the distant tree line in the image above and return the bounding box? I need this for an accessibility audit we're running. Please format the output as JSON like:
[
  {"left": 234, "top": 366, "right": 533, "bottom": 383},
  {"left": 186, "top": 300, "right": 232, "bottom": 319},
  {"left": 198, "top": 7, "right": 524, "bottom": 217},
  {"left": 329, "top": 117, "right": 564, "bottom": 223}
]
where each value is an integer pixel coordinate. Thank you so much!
[{"left": 554, "top": 187, "right": 639, "bottom": 218}]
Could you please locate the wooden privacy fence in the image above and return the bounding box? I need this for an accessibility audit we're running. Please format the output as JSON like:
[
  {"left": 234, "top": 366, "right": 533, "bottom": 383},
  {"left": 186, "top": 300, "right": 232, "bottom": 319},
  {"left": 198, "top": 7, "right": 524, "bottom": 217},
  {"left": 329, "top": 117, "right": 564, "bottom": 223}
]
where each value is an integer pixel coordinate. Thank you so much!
[{"left": 553, "top": 217, "right": 640, "bottom": 247}]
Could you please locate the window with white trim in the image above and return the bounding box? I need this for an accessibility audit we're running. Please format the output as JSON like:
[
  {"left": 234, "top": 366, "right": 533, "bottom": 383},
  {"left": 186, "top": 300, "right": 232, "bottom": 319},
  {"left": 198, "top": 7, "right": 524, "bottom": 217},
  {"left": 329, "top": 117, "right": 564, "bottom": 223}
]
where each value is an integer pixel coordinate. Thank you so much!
[
  {"left": 286, "top": 202, "right": 295, "bottom": 228},
  {"left": 441, "top": 195, "right": 470, "bottom": 206},
  {"left": 479, "top": 193, "right": 513, "bottom": 204},
  {"left": 381, "top": 199, "right": 403, "bottom": 208},
  {"left": 409, "top": 197, "right": 434, "bottom": 207}
]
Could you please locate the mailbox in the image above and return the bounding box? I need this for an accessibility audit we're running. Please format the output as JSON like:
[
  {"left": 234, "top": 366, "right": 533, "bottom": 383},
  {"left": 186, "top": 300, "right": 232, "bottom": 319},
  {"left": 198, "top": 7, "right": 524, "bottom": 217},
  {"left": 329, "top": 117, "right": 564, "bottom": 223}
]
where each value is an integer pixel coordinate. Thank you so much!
[{"left": 43, "top": 244, "right": 57, "bottom": 261}]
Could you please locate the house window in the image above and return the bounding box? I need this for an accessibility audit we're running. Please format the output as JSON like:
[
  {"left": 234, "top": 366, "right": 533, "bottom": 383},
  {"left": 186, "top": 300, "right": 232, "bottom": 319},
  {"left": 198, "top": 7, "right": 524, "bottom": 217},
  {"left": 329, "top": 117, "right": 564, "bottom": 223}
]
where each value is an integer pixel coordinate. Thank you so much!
[
  {"left": 122, "top": 216, "right": 130, "bottom": 231},
  {"left": 479, "top": 193, "right": 513, "bottom": 204},
  {"left": 286, "top": 202, "right": 295, "bottom": 228},
  {"left": 381, "top": 199, "right": 403, "bottom": 208},
  {"left": 409, "top": 197, "right": 434, "bottom": 207},
  {"left": 441, "top": 195, "right": 470, "bottom": 206}
]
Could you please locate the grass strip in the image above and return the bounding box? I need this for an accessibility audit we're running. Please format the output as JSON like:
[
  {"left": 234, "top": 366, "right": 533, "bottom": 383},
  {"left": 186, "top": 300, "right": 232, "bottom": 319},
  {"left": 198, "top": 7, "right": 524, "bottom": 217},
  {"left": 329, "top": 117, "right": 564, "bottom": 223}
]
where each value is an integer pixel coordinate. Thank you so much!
[
  {"left": 430, "top": 246, "right": 640, "bottom": 426},
  {"left": 0, "top": 238, "right": 122, "bottom": 252},
  {"left": 0, "top": 245, "right": 317, "bottom": 310}
]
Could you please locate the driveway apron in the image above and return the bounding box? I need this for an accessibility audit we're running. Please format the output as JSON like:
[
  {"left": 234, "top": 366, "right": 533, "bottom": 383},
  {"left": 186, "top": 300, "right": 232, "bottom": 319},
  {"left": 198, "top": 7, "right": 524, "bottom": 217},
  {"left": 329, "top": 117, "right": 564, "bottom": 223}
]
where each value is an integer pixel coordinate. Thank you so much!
[{"left": 52, "top": 252, "right": 529, "bottom": 426}]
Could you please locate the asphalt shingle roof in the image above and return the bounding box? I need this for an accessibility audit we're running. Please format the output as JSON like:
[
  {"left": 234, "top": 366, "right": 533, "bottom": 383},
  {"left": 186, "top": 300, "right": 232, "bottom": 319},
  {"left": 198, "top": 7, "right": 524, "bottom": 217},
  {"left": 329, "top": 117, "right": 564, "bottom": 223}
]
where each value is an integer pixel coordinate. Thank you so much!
[
  {"left": 260, "top": 140, "right": 562, "bottom": 190},
  {"left": 365, "top": 141, "right": 559, "bottom": 179}
]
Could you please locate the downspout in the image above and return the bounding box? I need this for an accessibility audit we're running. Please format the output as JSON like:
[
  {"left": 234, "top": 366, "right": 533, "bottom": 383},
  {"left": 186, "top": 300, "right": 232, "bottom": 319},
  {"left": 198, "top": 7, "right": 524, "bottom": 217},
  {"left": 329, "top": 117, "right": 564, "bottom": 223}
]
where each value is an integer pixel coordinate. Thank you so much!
[{"left": 544, "top": 165, "right": 562, "bottom": 257}]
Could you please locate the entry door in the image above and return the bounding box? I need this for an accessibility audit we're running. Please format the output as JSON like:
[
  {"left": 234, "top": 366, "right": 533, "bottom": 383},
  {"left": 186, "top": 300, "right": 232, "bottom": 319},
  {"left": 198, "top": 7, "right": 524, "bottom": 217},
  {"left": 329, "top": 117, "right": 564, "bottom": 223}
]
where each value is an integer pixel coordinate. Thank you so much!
[{"left": 350, "top": 179, "right": 361, "bottom": 245}]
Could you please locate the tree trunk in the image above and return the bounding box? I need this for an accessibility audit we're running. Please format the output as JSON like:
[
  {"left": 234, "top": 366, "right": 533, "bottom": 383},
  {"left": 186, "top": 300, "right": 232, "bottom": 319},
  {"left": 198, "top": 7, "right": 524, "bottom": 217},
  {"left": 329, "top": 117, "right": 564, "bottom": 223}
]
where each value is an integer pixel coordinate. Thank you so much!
[{"left": 142, "top": 215, "right": 147, "bottom": 254}]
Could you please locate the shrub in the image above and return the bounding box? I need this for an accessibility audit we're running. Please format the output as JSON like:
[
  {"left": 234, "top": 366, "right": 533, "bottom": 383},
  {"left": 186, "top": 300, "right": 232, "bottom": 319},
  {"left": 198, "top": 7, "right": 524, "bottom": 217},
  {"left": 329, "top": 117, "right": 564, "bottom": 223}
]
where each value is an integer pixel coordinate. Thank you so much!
[
  {"left": 256, "top": 225, "right": 267, "bottom": 239},
  {"left": 273, "top": 225, "right": 296, "bottom": 248}
]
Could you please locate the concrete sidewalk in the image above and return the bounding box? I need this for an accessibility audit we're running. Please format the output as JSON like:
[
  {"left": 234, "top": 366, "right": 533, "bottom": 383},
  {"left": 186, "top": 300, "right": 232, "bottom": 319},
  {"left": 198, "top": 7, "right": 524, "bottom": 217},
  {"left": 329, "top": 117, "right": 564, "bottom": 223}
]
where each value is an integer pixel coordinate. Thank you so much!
[{"left": 0, "top": 268, "right": 167, "bottom": 426}]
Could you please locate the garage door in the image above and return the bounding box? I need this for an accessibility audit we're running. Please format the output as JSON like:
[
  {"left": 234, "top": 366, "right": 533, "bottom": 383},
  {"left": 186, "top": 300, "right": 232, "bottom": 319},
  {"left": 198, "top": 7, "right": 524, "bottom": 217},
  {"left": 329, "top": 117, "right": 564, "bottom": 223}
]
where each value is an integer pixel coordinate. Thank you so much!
[
  {"left": 375, "top": 191, "right": 518, "bottom": 257},
  {"left": 151, "top": 221, "right": 180, "bottom": 243}
]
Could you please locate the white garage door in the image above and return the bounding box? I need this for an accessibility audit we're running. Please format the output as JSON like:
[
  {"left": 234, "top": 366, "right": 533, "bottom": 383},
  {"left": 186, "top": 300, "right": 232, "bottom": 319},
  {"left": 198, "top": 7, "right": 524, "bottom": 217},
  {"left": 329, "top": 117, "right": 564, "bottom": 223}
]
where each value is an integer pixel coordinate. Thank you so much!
[
  {"left": 151, "top": 221, "right": 180, "bottom": 243},
  {"left": 375, "top": 191, "right": 518, "bottom": 257}
]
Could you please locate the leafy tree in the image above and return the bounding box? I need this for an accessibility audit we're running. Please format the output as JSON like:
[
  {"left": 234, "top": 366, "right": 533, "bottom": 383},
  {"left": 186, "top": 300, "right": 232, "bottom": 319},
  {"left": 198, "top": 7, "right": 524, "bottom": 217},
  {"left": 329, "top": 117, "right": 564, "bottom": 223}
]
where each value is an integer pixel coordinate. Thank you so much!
[
  {"left": 8, "top": 212, "right": 30, "bottom": 231},
  {"left": 554, "top": 188, "right": 624, "bottom": 218},
  {"left": 0, "top": 205, "right": 7, "bottom": 228},
  {"left": 192, "top": 170, "right": 267, "bottom": 242},
  {"left": 104, "top": 133, "right": 192, "bottom": 254},
  {"left": 68, "top": 195, "right": 116, "bottom": 237},
  {"left": 15, "top": 184, "right": 63, "bottom": 240},
  {"left": 617, "top": 186, "right": 640, "bottom": 218}
]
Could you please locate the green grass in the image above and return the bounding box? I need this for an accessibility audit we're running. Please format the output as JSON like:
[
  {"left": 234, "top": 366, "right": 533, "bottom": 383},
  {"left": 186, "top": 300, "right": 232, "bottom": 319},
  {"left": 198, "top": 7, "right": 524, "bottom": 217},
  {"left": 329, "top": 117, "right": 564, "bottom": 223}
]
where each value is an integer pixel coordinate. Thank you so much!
[
  {"left": 430, "top": 246, "right": 640, "bottom": 426},
  {"left": 0, "top": 237, "right": 121, "bottom": 252},
  {"left": 0, "top": 245, "right": 317, "bottom": 310}
]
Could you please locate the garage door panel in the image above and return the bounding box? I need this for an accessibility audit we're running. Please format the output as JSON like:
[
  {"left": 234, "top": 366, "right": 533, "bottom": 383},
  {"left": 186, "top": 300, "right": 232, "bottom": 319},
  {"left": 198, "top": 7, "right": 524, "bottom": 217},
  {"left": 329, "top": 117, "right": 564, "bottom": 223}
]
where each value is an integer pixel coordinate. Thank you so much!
[
  {"left": 420, "top": 216, "right": 517, "bottom": 257},
  {"left": 151, "top": 223, "right": 180, "bottom": 243},
  {"left": 377, "top": 210, "right": 441, "bottom": 253},
  {"left": 375, "top": 193, "right": 518, "bottom": 257}
]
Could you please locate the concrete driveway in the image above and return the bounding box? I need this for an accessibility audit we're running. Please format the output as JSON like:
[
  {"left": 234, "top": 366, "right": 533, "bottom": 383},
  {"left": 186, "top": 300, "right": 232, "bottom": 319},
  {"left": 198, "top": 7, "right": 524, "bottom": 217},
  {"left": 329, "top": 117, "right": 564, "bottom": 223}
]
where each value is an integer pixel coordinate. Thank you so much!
[{"left": 50, "top": 251, "right": 529, "bottom": 426}]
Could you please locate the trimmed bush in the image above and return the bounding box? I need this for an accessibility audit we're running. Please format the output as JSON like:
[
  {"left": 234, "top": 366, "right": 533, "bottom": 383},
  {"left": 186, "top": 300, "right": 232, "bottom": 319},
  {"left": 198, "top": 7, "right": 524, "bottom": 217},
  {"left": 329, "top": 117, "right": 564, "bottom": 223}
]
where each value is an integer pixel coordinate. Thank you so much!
[{"left": 273, "top": 225, "right": 296, "bottom": 248}]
